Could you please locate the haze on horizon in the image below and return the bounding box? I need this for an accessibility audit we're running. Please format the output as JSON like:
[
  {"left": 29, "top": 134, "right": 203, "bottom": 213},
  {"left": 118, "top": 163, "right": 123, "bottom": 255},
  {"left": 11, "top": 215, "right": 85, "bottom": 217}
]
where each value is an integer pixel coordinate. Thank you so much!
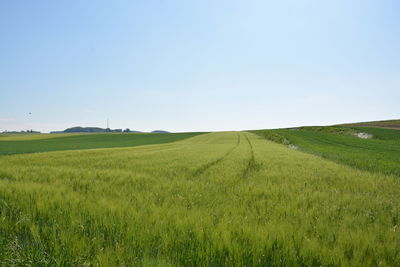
[{"left": 1, "top": 0, "right": 399, "bottom": 133}]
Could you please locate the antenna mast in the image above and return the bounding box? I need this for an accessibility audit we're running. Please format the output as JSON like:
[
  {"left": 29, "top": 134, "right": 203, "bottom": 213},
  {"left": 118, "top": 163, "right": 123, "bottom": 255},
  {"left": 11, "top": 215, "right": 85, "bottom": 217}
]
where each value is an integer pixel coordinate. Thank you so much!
[{"left": 107, "top": 118, "right": 109, "bottom": 129}]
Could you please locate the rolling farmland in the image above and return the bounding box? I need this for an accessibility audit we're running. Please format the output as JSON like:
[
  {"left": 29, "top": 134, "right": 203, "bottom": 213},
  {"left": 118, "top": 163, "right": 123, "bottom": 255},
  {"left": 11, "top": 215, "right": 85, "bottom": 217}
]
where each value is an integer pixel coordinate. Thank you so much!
[
  {"left": 3, "top": 0, "right": 399, "bottom": 265},
  {"left": 0, "top": 131, "right": 399, "bottom": 266}
]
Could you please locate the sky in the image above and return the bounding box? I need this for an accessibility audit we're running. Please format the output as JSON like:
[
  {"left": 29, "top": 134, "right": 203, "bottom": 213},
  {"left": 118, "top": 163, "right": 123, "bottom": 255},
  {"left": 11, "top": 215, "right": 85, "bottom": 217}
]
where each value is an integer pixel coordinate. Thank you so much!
[{"left": 1, "top": 0, "right": 399, "bottom": 133}]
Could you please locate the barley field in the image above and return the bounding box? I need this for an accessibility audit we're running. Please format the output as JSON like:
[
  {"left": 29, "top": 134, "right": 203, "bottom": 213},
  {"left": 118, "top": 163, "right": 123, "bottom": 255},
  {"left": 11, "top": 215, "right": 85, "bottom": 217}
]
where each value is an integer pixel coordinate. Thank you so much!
[{"left": 0, "top": 131, "right": 399, "bottom": 266}]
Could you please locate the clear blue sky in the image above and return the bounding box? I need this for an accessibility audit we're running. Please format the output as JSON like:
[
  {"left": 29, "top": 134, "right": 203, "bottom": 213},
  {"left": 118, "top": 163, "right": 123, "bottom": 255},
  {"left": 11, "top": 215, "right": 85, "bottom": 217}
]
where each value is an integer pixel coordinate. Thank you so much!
[{"left": 1, "top": 0, "right": 399, "bottom": 132}]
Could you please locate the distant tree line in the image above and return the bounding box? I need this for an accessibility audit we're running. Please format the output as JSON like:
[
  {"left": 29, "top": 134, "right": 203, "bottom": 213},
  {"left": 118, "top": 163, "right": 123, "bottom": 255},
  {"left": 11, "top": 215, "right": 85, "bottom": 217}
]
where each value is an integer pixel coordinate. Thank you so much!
[
  {"left": 50, "top": 127, "right": 143, "bottom": 133},
  {"left": 1, "top": 130, "right": 40, "bottom": 134}
]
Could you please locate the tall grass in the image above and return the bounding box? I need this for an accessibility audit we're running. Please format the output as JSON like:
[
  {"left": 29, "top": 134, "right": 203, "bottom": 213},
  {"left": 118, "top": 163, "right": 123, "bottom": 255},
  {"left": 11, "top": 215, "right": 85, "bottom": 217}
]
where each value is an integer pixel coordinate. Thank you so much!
[{"left": 0, "top": 132, "right": 399, "bottom": 266}]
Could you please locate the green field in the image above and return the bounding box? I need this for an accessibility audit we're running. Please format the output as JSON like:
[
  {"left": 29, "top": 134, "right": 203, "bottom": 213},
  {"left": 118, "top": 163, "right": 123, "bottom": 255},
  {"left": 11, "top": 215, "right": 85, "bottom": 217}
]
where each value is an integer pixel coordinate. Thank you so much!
[
  {"left": 0, "top": 131, "right": 399, "bottom": 266},
  {"left": 253, "top": 126, "right": 400, "bottom": 176},
  {"left": 0, "top": 132, "right": 204, "bottom": 155},
  {"left": 339, "top": 119, "right": 400, "bottom": 129}
]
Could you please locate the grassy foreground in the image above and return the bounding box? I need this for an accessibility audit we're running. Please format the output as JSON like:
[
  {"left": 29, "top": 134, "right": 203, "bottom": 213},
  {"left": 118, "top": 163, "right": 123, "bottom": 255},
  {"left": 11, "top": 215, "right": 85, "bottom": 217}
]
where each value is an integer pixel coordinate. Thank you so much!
[
  {"left": 0, "top": 132, "right": 399, "bottom": 266},
  {"left": 0, "top": 132, "right": 204, "bottom": 155},
  {"left": 253, "top": 127, "right": 400, "bottom": 177}
]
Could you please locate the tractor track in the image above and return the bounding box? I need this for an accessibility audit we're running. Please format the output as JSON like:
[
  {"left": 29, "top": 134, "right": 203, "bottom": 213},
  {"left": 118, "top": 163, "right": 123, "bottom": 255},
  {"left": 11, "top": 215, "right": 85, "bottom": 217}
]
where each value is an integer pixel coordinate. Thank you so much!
[
  {"left": 242, "top": 133, "right": 262, "bottom": 179},
  {"left": 192, "top": 133, "right": 241, "bottom": 177}
]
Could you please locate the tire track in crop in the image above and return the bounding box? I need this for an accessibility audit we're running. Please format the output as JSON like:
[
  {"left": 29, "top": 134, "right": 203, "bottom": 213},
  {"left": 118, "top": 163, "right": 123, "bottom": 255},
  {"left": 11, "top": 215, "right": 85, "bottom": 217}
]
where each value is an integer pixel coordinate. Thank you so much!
[
  {"left": 242, "top": 133, "right": 262, "bottom": 179},
  {"left": 192, "top": 133, "right": 241, "bottom": 177}
]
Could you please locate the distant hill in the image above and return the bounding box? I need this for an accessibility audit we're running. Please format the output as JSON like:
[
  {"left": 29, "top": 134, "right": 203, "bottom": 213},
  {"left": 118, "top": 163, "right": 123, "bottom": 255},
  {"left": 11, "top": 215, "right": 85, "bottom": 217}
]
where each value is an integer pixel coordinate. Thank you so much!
[
  {"left": 57, "top": 127, "right": 139, "bottom": 133},
  {"left": 151, "top": 130, "right": 170, "bottom": 133},
  {"left": 50, "top": 127, "right": 160, "bottom": 134},
  {"left": 64, "top": 127, "right": 106, "bottom": 133},
  {"left": 338, "top": 119, "right": 400, "bottom": 129}
]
